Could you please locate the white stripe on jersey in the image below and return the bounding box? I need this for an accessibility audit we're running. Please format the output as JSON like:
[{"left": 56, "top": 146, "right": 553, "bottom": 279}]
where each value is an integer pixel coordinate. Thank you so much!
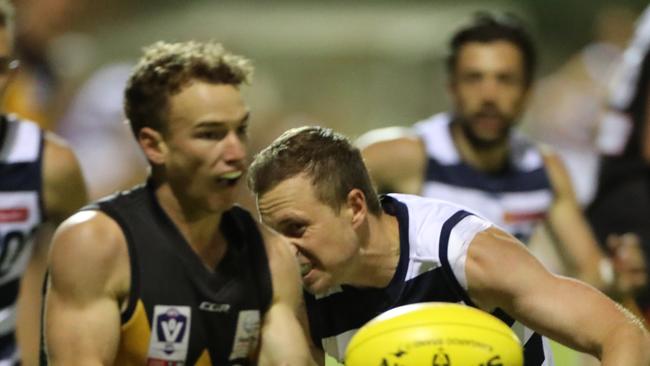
[
  {"left": 0, "top": 118, "right": 40, "bottom": 163},
  {"left": 413, "top": 112, "right": 546, "bottom": 172},
  {"left": 608, "top": 6, "right": 650, "bottom": 110},
  {"left": 0, "top": 306, "right": 16, "bottom": 336},
  {"left": 0, "top": 192, "right": 39, "bottom": 286},
  {"left": 321, "top": 328, "right": 356, "bottom": 360},
  {"left": 420, "top": 181, "right": 553, "bottom": 238}
]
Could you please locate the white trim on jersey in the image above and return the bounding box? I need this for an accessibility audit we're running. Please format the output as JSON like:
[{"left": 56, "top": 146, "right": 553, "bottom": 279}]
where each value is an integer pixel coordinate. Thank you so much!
[
  {"left": 608, "top": 6, "right": 650, "bottom": 110},
  {"left": 321, "top": 328, "right": 356, "bottom": 361},
  {"left": 0, "top": 119, "right": 40, "bottom": 163},
  {"left": 0, "top": 306, "right": 16, "bottom": 336}
]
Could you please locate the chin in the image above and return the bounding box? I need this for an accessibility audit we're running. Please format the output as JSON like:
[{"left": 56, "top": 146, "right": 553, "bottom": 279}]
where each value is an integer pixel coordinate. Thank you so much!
[
  {"left": 303, "top": 277, "right": 335, "bottom": 296},
  {"left": 204, "top": 195, "right": 237, "bottom": 213}
]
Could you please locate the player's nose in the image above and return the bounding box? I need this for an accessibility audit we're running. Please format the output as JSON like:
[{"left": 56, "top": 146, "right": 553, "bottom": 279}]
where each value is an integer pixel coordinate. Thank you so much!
[{"left": 222, "top": 130, "right": 247, "bottom": 163}]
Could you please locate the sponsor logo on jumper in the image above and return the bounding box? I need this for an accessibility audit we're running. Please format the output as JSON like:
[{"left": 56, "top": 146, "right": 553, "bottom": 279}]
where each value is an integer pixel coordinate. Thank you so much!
[
  {"left": 0, "top": 208, "right": 28, "bottom": 222},
  {"left": 503, "top": 211, "right": 546, "bottom": 224},
  {"left": 228, "top": 310, "right": 261, "bottom": 360},
  {"left": 199, "top": 301, "right": 230, "bottom": 313}
]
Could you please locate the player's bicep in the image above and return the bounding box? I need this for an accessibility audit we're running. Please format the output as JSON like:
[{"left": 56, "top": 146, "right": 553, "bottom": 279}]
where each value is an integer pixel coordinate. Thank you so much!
[
  {"left": 45, "top": 282, "right": 122, "bottom": 365},
  {"left": 464, "top": 227, "right": 628, "bottom": 354},
  {"left": 44, "top": 212, "right": 127, "bottom": 365}
]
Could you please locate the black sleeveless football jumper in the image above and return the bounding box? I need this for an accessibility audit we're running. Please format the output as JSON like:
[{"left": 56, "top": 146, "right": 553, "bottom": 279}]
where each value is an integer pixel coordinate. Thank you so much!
[{"left": 87, "top": 182, "right": 271, "bottom": 365}]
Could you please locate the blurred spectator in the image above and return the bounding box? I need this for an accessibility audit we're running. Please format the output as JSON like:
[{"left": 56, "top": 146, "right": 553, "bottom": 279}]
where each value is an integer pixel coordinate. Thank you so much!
[
  {"left": 56, "top": 63, "right": 148, "bottom": 200},
  {"left": 522, "top": 5, "right": 637, "bottom": 207},
  {"left": 588, "top": 4, "right": 650, "bottom": 322},
  {"left": 1, "top": 0, "right": 94, "bottom": 130}
]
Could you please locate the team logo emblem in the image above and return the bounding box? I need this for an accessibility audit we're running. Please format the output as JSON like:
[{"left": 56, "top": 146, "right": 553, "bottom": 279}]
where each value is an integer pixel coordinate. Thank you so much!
[{"left": 147, "top": 305, "right": 191, "bottom": 365}]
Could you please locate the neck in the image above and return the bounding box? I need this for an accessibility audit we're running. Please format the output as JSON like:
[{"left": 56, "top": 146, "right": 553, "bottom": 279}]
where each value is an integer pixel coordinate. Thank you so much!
[
  {"left": 351, "top": 212, "right": 401, "bottom": 288},
  {"left": 154, "top": 182, "right": 228, "bottom": 269},
  {"left": 451, "top": 122, "right": 509, "bottom": 173}
]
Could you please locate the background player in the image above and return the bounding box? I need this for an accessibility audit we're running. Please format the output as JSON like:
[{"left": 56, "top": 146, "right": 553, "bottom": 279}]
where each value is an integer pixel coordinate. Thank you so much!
[
  {"left": 589, "top": 4, "right": 650, "bottom": 321},
  {"left": 0, "top": 1, "right": 87, "bottom": 364},
  {"left": 356, "top": 13, "right": 646, "bottom": 299},
  {"left": 42, "top": 41, "right": 314, "bottom": 365},
  {"left": 248, "top": 125, "right": 650, "bottom": 366}
]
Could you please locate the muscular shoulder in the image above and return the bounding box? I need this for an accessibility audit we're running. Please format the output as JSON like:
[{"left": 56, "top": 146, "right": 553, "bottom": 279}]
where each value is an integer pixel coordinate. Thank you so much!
[
  {"left": 49, "top": 210, "right": 130, "bottom": 300},
  {"left": 43, "top": 133, "right": 88, "bottom": 224},
  {"left": 357, "top": 127, "right": 423, "bottom": 163},
  {"left": 356, "top": 127, "right": 426, "bottom": 194}
]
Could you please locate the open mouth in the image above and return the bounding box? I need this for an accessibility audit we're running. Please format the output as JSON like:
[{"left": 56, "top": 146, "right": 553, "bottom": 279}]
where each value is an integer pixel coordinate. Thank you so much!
[
  {"left": 300, "top": 262, "right": 313, "bottom": 277},
  {"left": 216, "top": 171, "right": 243, "bottom": 186}
]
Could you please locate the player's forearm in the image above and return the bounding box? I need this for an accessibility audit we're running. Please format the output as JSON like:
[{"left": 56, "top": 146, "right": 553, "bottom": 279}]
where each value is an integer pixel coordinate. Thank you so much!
[
  {"left": 258, "top": 303, "right": 318, "bottom": 366},
  {"left": 599, "top": 316, "right": 650, "bottom": 365}
]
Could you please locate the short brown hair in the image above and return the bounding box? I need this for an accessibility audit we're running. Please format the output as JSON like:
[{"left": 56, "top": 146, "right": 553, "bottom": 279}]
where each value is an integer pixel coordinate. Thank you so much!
[
  {"left": 124, "top": 40, "right": 253, "bottom": 137},
  {"left": 447, "top": 12, "right": 536, "bottom": 87},
  {"left": 248, "top": 126, "right": 382, "bottom": 215}
]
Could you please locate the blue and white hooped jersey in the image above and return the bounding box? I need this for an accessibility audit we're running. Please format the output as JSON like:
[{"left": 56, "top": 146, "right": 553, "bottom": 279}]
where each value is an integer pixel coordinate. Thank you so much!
[
  {"left": 305, "top": 194, "right": 553, "bottom": 365},
  {"left": 413, "top": 113, "right": 554, "bottom": 243},
  {"left": 0, "top": 116, "right": 44, "bottom": 364}
]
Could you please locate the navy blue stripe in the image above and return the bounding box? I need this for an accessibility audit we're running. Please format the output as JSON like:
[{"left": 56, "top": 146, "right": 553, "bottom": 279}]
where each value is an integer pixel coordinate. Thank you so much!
[
  {"left": 439, "top": 210, "right": 476, "bottom": 306},
  {"left": 306, "top": 266, "right": 470, "bottom": 343},
  {"left": 398, "top": 267, "right": 465, "bottom": 305},
  {"left": 523, "top": 333, "right": 545, "bottom": 366},
  {"left": 36, "top": 129, "right": 45, "bottom": 223},
  {"left": 0, "top": 331, "right": 16, "bottom": 360},
  {"left": 381, "top": 195, "right": 411, "bottom": 304},
  {"left": 0, "top": 162, "right": 41, "bottom": 191},
  {"left": 491, "top": 308, "right": 516, "bottom": 327},
  {"left": 0, "top": 279, "right": 20, "bottom": 309},
  {"left": 305, "top": 288, "right": 386, "bottom": 341},
  {"left": 425, "top": 158, "right": 551, "bottom": 193}
]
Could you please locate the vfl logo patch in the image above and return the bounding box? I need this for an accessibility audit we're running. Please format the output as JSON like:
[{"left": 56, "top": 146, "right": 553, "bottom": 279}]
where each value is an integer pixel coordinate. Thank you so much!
[
  {"left": 0, "top": 208, "right": 28, "bottom": 223},
  {"left": 147, "top": 305, "right": 191, "bottom": 365}
]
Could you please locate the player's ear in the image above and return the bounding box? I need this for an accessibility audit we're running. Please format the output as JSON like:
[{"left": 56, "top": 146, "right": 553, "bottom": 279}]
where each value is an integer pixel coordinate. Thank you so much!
[
  {"left": 138, "top": 126, "right": 168, "bottom": 165},
  {"left": 346, "top": 188, "right": 367, "bottom": 229}
]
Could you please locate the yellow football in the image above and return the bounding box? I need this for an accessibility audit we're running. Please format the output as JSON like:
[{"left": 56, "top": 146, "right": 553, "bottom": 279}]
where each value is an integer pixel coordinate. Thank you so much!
[{"left": 345, "top": 302, "right": 523, "bottom": 366}]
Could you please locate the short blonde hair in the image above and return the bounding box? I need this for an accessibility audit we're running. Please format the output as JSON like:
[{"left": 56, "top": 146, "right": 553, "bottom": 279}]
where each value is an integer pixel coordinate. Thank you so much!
[{"left": 124, "top": 40, "right": 253, "bottom": 136}]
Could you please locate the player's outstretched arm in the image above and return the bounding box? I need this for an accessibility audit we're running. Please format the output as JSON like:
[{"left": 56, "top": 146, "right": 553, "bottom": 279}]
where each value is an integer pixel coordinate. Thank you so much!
[
  {"left": 42, "top": 132, "right": 88, "bottom": 224},
  {"left": 465, "top": 226, "right": 650, "bottom": 365},
  {"left": 258, "top": 225, "right": 318, "bottom": 366},
  {"left": 356, "top": 127, "right": 425, "bottom": 195},
  {"left": 17, "top": 133, "right": 89, "bottom": 365},
  {"left": 543, "top": 148, "right": 647, "bottom": 297},
  {"left": 44, "top": 212, "right": 129, "bottom": 366}
]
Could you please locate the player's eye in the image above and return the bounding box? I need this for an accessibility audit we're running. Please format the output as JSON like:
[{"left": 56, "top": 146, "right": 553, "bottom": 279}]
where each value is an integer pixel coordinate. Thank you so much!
[
  {"left": 283, "top": 222, "right": 306, "bottom": 238},
  {"left": 195, "top": 129, "right": 227, "bottom": 140},
  {"left": 237, "top": 124, "right": 248, "bottom": 137}
]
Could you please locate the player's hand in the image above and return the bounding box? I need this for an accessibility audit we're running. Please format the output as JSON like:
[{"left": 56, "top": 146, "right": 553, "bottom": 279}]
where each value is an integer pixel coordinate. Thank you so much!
[{"left": 608, "top": 233, "right": 647, "bottom": 297}]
